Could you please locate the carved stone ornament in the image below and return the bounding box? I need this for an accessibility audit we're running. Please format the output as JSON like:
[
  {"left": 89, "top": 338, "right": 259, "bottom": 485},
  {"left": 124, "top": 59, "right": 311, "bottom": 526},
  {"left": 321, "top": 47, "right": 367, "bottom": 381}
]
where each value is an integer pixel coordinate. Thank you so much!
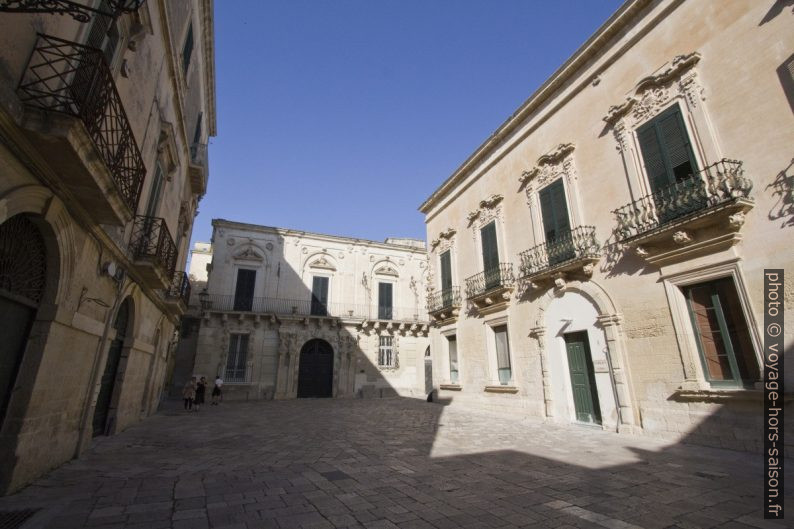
[
  {"left": 603, "top": 52, "right": 705, "bottom": 152},
  {"left": 233, "top": 245, "right": 264, "bottom": 261},
  {"left": 375, "top": 265, "right": 399, "bottom": 277},
  {"left": 265, "top": 242, "right": 274, "bottom": 251},
  {"left": 728, "top": 212, "right": 746, "bottom": 228},
  {"left": 554, "top": 276, "right": 566, "bottom": 290},
  {"left": 672, "top": 231, "right": 693, "bottom": 245},
  {"left": 430, "top": 227, "right": 457, "bottom": 253},
  {"left": 635, "top": 246, "right": 649, "bottom": 257},
  {"left": 468, "top": 194, "right": 504, "bottom": 233},
  {"left": 309, "top": 256, "right": 336, "bottom": 271},
  {"left": 582, "top": 263, "right": 594, "bottom": 277},
  {"left": 520, "top": 144, "right": 577, "bottom": 199}
]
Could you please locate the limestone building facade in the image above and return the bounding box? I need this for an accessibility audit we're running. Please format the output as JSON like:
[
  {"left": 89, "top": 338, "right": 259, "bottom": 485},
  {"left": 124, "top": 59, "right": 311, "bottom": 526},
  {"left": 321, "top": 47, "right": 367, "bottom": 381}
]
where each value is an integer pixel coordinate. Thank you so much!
[
  {"left": 0, "top": 0, "right": 215, "bottom": 493},
  {"left": 188, "top": 219, "right": 431, "bottom": 400},
  {"left": 421, "top": 0, "right": 793, "bottom": 452}
]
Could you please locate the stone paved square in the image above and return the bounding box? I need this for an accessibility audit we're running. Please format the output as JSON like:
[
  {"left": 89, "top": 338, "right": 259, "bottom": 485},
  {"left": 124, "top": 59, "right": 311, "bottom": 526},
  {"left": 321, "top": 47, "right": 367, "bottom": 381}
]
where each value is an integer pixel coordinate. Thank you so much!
[{"left": 0, "top": 398, "right": 790, "bottom": 528}]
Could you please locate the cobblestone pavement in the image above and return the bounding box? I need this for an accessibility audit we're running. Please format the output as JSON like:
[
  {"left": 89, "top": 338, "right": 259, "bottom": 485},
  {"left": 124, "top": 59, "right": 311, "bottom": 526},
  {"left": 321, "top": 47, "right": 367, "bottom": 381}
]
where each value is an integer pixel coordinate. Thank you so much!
[{"left": 0, "top": 398, "right": 790, "bottom": 529}]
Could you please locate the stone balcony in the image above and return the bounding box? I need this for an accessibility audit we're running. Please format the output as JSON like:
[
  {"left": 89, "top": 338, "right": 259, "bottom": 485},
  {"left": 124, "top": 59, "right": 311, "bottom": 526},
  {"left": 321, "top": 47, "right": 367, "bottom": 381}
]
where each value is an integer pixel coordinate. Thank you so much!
[
  {"left": 518, "top": 226, "right": 601, "bottom": 288},
  {"left": 16, "top": 34, "right": 145, "bottom": 226},
  {"left": 130, "top": 215, "right": 177, "bottom": 290},
  {"left": 426, "top": 286, "right": 461, "bottom": 324},
  {"left": 613, "top": 159, "right": 753, "bottom": 265},
  {"left": 188, "top": 142, "right": 208, "bottom": 196},
  {"left": 465, "top": 263, "right": 515, "bottom": 314},
  {"left": 164, "top": 271, "right": 191, "bottom": 314}
]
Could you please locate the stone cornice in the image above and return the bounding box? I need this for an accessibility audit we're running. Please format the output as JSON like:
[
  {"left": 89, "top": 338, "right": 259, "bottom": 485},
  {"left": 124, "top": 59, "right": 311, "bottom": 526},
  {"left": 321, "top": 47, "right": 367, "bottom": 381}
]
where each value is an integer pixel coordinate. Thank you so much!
[
  {"left": 418, "top": 0, "right": 659, "bottom": 215},
  {"left": 200, "top": 0, "right": 217, "bottom": 136}
]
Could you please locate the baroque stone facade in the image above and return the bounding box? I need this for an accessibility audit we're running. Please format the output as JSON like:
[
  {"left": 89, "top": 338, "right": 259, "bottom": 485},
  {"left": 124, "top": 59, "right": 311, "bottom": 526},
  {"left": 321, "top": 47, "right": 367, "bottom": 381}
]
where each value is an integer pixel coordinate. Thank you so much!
[
  {"left": 0, "top": 1, "right": 215, "bottom": 493},
  {"left": 420, "top": 0, "right": 793, "bottom": 453},
  {"left": 183, "top": 220, "right": 431, "bottom": 401}
]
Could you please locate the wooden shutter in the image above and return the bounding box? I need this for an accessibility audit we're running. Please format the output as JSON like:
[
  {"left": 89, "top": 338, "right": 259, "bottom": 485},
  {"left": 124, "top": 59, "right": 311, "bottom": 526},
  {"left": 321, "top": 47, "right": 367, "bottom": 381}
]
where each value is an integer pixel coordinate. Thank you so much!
[
  {"left": 448, "top": 336, "right": 458, "bottom": 370},
  {"left": 233, "top": 269, "right": 256, "bottom": 311},
  {"left": 714, "top": 278, "right": 759, "bottom": 382},
  {"left": 440, "top": 251, "right": 452, "bottom": 291},
  {"left": 638, "top": 122, "right": 670, "bottom": 194},
  {"left": 145, "top": 163, "right": 164, "bottom": 218},
  {"left": 686, "top": 284, "right": 733, "bottom": 381},
  {"left": 539, "top": 179, "right": 571, "bottom": 242},
  {"left": 378, "top": 282, "right": 393, "bottom": 320},
  {"left": 480, "top": 222, "right": 499, "bottom": 272},
  {"left": 494, "top": 326, "right": 510, "bottom": 370},
  {"left": 638, "top": 105, "right": 698, "bottom": 193}
]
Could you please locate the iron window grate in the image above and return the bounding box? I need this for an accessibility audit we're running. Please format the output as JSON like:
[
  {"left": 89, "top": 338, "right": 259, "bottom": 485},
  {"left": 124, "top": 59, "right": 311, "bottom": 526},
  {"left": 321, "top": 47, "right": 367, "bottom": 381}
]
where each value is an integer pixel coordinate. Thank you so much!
[{"left": 0, "top": 509, "right": 39, "bottom": 529}]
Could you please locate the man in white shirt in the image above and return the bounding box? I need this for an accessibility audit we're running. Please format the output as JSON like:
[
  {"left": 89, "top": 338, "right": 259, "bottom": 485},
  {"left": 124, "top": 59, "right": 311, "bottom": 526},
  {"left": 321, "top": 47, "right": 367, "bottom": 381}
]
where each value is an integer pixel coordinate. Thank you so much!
[{"left": 211, "top": 375, "right": 223, "bottom": 405}]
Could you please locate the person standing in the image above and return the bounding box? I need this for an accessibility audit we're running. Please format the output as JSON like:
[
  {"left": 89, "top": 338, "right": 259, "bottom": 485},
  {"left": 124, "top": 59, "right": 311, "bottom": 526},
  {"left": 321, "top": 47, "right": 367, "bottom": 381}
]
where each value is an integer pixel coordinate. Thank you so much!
[
  {"left": 195, "top": 376, "right": 206, "bottom": 411},
  {"left": 182, "top": 377, "right": 196, "bottom": 411},
  {"left": 211, "top": 375, "right": 223, "bottom": 405}
]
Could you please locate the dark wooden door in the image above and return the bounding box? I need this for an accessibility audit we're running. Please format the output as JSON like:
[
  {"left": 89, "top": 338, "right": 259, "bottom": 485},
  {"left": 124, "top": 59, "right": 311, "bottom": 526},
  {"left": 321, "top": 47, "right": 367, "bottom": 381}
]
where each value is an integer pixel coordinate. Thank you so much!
[
  {"left": 378, "top": 282, "right": 393, "bottom": 320},
  {"left": 0, "top": 297, "right": 35, "bottom": 428},
  {"left": 93, "top": 300, "right": 129, "bottom": 436},
  {"left": 440, "top": 250, "right": 453, "bottom": 307},
  {"left": 564, "top": 332, "right": 601, "bottom": 424},
  {"left": 311, "top": 276, "right": 329, "bottom": 316},
  {"left": 297, "top": 339, "right": 333, "bottom": 398}
]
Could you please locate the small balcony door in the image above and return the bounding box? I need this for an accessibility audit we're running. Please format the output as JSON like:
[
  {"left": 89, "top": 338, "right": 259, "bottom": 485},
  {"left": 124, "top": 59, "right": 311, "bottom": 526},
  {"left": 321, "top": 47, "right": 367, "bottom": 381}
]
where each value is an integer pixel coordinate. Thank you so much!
[
  {"left": 539, "top": 179, "right": 574, "bottom": 266},
  {"left": 564, "top": 331, "right": 601, "bottom": 424},
  {"left": 233, "top": 269, "right": 256, "bottom": 311},
  {"left": 311, "top": 276, "right": 329, "bottom": 316},
  {"left": 378, "top": 282, "right": 393, "bottom": 320},
  {"left": 480, "top": 221, "right": 500, "bottom": 290},
  {"left": 637, "top": 104, "right": 704, "bottom": 223}
]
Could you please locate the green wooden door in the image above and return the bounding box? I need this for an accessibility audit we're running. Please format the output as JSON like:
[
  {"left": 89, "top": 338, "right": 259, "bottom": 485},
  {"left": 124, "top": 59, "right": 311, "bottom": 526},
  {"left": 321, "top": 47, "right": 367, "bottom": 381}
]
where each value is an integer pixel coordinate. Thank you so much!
[
  {"left": 480, "top": 221, "right": 500, "bottom": 290},
  {"left": 311, "top": 276, "right": 329, "bottom": 316},
  {"left": 440, "top": 250, "right": 453, "bottom": 307},
  {"left": 539, "top": 179, "right": 574, "bottom": 266},
  {"left": 564, "top": 332, "right": 601, "bottom": 424}
]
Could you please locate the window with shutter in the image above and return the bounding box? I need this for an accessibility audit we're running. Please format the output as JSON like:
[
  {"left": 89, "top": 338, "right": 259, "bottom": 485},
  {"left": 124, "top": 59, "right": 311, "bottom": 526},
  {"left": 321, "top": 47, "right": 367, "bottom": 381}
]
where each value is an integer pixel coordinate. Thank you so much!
[
  {"left": 448, "top": 335, "right": 459, "bottom": 384},
  {"left": 480, "top": 222, "right": 500, "bottom": 290},
  {"left": 311, "top": 276, "right": 329, "bottom": 316},
  {"left": 637, "top": 105, "right": 699, "bottom": 193},
  {"left": 378, "top": 282, "right": 393, "bottom": 320},
  {"left": 182, "top": 23, "right": 194, "bottom": 74},
  {"left": 440, "top": 250, "right": 452, "bottom": 307},
  {"left": 683, "top": 278, "right": 759, "bottom": 387},
  {"left": 225, "top": 334, "right": 249, "bottom": 383},
  {"left": 493, "top": 325, "right": 511, "bottom": 385},
  {"left": 538, "top": 179, "right": 575, "bottom": 266}
]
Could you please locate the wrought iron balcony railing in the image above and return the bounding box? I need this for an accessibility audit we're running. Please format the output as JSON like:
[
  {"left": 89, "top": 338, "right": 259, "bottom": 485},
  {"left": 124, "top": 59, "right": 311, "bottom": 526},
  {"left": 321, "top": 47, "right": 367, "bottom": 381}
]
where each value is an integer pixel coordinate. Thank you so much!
[
  {"left": 198, "top": 294, "right": 428, "bottom": 322},
  {"left": 519, "top": 226, "right": 600, "bottom": 278},
  {"left": 465, "top": 263, "right": 514, "bottom": 299},
  {"left": 17, "top": 34, "right": 145, "bottom": 213},
  {"left": 0, "top": 1, "right": 145, "bottom": 23},
  {"left": 614, "top": 159, "right": 752, "bottom": 242},
  {"left": 165, "top": 271, "right": 190, "bottom": 307},
  {"left": 130, "top": 215, "right": 177, "bottom": 277},
  {"left": 427, "top": 287, "right": 461, "bottom": 313}
]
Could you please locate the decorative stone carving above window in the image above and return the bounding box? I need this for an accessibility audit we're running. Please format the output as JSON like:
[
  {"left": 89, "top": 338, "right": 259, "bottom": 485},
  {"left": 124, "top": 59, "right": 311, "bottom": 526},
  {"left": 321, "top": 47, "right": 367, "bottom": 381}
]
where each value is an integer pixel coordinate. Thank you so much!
[
  {"left": 233, "top": 245, "right": 264, "bottom": 261},
  {"left": 603, "top": 52, "right": 704, "bottom": 152},
  {"left": 157, "top": 120, "right": 179, "bottom": 179},
  {"left": 309, "top": 256, "right": 336, "bottom": 271},
  {"left": 467, "top": 194, "right": 504, "bottom": 230},
  {"left": 374, "top": 265, "right": 399, "bottom": 277},
  {"left": 430, "top": 227, "right": 456, "bottom": 253},
  {"left": 519, "top": 143, "right": 576, "bottom": 194}
]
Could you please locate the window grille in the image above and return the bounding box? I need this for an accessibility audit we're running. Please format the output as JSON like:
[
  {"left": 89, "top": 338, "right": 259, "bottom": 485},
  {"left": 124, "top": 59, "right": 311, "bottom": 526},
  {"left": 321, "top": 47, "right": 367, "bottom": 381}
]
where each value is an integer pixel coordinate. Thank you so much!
[{"left": 378, "top": 335, "right": 394, "bottom": 367}]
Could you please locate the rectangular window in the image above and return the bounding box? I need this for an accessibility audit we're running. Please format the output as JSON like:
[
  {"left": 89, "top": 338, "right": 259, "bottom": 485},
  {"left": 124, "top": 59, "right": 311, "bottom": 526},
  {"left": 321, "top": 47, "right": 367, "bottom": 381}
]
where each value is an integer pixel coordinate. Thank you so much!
[
  {"left": 311, "top": 276, "right": 329, "bottom": 316},
  {"left": 448, "top": 335, "right": 458, "bottom": 384},
  {"left": 683, "top": 278, "right": 759, "bottom": 387},
  {"left": 538, "top": 179, "right": 574, "bottom": 265},
  {"left": 480, "top": 221, "right": 500, "bottom": 289},
  {"left": 182, "top": 23, "right": 194, "bottom": 74},
  {"left": 378, "top": 282, "right": 393, "bottom": 320},
  {"left": 225, "top": 334, "right": 248, "bottom": 383},
  {"left": 440, "top": 250, "right": 453, "bottom": 307},
  {"left": 87, "top": 2, "right": 120, "bottom": 65},
  {"left": 378, "top": 336, "right": 394, "bottom": 367},
  {"left": 233, "top": 269, "right": 256, "bottom": 311},
  {"left": 493, "top": 325, "right": 511, "bottom": 385}
]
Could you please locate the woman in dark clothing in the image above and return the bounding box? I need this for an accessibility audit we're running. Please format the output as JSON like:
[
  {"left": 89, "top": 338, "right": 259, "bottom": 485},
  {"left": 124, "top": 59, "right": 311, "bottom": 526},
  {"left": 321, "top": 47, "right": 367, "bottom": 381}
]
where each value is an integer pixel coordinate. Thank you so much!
[{"left": 195, "top": 376, "right": 206, "bottom": 411}]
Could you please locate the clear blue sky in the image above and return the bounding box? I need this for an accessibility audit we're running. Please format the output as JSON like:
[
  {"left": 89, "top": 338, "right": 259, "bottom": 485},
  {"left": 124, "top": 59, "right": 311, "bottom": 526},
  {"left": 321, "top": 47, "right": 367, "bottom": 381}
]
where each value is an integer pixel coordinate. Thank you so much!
[{"left": 192, "top": 0, "right": 624, "bottom": 247}]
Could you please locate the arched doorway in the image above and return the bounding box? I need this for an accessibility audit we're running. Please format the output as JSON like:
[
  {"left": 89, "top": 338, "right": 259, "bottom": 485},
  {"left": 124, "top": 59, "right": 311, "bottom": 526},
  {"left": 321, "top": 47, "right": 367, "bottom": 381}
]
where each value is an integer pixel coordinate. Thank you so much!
[
  {"left": 297, "top": 339, "right": 333, "bottom": 398},
  {"left": 93, "top": 298, "right": 131, "bottom": 436},
  {"left": 0, "top": 215, "right": 47, "bottom": 429}
]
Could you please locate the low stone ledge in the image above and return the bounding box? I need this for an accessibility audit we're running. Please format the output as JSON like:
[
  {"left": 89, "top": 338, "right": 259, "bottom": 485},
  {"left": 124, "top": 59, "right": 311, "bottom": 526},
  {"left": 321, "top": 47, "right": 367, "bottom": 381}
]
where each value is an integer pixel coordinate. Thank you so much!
[
  {"left": 670, "top": 388, "right": 777, "bottom": 402},
  {"left": 439, "top": 384, "right": 462, "bottom": 391},
  {"left": 484, "top": 385, "right": 518, "bottom": 394}
]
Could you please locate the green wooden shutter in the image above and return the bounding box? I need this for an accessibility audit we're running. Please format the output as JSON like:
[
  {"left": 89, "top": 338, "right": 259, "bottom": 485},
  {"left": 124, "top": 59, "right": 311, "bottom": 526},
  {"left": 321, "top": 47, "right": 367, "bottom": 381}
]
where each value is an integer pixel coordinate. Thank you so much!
[
  {"left": 182, "top": 23, "right": 194, "bottom": 73},
  {"left": 480, "top": 222, "right": 499, "bottom": 272},
  {"left": 378, "top": 282, "right": 393, "bottom": 320},
  {"left": 311, "top": 276, "right": 328, "bottom": 316},
  {"left": 539, "top": 179, "right": 570, "bottom": 242},
  {"left": 638, "top": 122, "right": 670, "bottom": 194},
  {"left": 233, "top": 269, "right": 256, "bottom": 311},
  {"left": 494, "top": 325, "right": 511, "bottom": 385},
  {"left": 440, "top": 251, "right": 452, "bottom": 290}
]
